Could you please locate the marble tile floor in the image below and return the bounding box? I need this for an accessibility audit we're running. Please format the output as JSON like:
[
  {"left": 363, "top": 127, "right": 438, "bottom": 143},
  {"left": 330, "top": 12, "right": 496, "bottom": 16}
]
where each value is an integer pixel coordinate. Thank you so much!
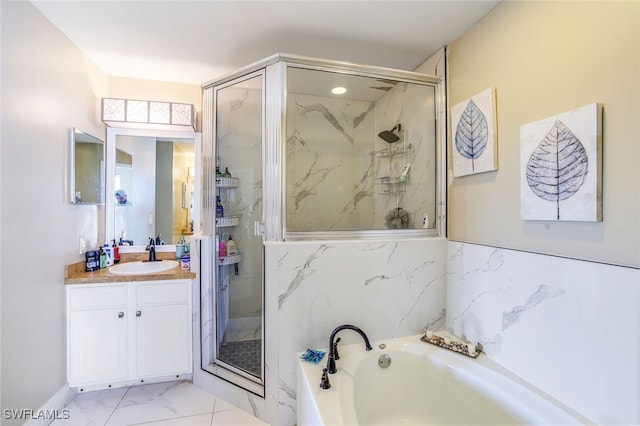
[{"left": 51, "top": 380, "right": 269, "bottom": 426}]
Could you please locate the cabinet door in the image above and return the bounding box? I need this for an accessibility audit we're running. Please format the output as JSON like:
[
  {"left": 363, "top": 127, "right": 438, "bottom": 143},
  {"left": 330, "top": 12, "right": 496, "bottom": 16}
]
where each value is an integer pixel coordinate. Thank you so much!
[
  {"left": 68, "top": 308, "right": 128, "bottom": 385},
  {"left": 135, "top": 304, "right": 190, "bottom": 378}
]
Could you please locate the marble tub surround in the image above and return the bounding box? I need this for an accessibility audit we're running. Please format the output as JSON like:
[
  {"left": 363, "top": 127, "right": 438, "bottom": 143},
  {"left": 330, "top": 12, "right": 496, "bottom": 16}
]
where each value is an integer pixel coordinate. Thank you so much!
[
  {"left": 446, "top": 241, "right": 640, "bottom": 425},
  {"left": 51, "top": 381, "right": 268, "bottom": 426},
  {"left": 64, "top": 252, "right": 195, "bottom": 284},
  {"left": 265, "top": 237, "right": 447, "bottom": 426}
]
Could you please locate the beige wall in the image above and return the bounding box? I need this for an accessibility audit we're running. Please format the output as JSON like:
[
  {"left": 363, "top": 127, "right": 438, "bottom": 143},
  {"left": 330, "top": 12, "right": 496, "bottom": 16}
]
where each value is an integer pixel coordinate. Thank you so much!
[
  {"left": 1, "top": 2, "right": 108, "bottom": 420},
  {"left": 447, "top": 1, "right": 640, "bottom": 267},
  {"left": 1, "top": 2, "right": 203, "bottom": 419}
]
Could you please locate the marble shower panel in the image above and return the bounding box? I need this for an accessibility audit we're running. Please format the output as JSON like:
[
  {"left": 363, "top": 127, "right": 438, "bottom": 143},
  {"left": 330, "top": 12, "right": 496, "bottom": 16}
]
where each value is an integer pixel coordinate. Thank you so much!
[
  {"left": 267, "top": 238, "right": 447, "bottom": 425},
  {"left": 285, "top": 79, "right": 436, "bottom": 232}
]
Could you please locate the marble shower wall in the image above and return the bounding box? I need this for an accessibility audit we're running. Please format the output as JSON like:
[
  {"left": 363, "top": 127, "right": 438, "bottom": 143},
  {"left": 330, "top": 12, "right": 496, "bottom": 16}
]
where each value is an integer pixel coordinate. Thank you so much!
[
  {"left": 265, "top": 238, "right": 447, "bottom": 426},
  {"left": 447, "top": 241, "right": 640, "bottom": 425},
  {"left": 286, "top": 94, "right": 374, "bottom": 231},
  {"left": 286, "top": 82, "right": 436, "bottom": 231},
  {"left": 216, "top": 85, "right": 263, "bottom": 320},
  {"left": 373, "top": 82, "right": 437, "bottom": 229}
]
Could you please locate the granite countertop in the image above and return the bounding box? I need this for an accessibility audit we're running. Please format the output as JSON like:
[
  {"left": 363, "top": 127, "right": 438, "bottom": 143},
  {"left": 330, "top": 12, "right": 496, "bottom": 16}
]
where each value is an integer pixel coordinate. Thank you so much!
[{"left": 64, "top": 252, "right": 196, "bottom": 285}]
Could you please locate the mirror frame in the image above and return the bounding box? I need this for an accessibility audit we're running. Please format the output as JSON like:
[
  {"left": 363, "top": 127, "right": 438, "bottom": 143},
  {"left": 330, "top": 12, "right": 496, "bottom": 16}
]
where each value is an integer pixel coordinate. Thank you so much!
[
  {"left": 105, "top": 127, "right": 202, "bottom": 248},
  {"left": 68, "top": 128, "right": 106, "bottom": 205}
]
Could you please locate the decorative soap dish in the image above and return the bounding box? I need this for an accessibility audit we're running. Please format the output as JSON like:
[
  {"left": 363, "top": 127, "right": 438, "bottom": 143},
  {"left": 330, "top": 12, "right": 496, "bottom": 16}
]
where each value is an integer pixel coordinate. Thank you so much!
[{"left": 420, "top": 331, "right": 481, "bottom": 359}]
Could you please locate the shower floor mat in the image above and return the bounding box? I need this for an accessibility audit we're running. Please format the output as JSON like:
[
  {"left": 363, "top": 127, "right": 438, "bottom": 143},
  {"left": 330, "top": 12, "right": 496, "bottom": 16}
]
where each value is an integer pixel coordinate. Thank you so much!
[{"left": 219, "top": 339, "right": 262, "bottom": 377}]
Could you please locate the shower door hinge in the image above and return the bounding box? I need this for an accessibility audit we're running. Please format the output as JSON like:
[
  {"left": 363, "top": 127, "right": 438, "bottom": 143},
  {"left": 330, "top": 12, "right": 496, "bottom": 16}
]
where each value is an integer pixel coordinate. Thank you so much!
[{"left": 253, "top": 221, "right": 265, "bottom": 237}]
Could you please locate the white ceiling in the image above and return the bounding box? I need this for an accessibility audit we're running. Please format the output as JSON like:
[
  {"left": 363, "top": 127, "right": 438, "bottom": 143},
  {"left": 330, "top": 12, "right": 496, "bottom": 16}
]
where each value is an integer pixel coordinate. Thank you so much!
[{"left": 32, "top": 1, "right": 500, "bottom": 85}]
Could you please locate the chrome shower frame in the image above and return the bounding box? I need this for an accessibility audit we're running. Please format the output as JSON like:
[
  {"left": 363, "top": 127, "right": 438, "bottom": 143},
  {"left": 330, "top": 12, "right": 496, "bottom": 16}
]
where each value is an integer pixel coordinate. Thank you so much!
[{"left": 199, "top": 53, "right": 446, "bottom": 397}]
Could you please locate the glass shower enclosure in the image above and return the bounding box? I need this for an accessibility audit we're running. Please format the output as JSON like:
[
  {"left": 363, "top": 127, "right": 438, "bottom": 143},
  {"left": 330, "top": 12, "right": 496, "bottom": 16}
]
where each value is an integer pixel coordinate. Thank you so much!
[{"left": 199, "top": 54, "right": 444, "bottom": 396}]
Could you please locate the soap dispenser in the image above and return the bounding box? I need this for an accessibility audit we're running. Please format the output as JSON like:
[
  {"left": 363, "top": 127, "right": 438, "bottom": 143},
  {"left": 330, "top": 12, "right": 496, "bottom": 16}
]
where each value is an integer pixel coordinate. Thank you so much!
[{"left": 112, "top": 239, "right": 120, "bottom": 264}]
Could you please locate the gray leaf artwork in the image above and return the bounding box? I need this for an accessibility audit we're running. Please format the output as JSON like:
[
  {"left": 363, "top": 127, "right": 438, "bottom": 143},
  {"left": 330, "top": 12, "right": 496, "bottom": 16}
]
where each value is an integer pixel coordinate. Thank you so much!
[
  {"left": 451, "top": 87, "right": 497, "bottom": 177},
  {"left": 455, "top": 99, "right": 488, "bottom": 172},
  {"left": 520, "top": 103, "right": 602, "bottom": 221},
  {"left": 526, "top": 120, "right": 589, "bottom": 220}
]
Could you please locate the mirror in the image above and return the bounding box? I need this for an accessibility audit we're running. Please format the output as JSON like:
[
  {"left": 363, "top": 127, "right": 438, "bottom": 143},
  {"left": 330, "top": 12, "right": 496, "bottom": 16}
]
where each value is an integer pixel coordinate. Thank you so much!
[
  {"left": 106, "top": 128, "right": 201, "bottom": 248},
  {"left": 68, "top": 128, "right": 105, "bottom": 204}
]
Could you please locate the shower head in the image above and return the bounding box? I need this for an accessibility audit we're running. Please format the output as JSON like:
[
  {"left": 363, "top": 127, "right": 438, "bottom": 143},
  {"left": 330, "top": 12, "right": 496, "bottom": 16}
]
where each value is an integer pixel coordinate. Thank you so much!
[{"left": 378, "top": 124, "right": 402, "bottom": 143}]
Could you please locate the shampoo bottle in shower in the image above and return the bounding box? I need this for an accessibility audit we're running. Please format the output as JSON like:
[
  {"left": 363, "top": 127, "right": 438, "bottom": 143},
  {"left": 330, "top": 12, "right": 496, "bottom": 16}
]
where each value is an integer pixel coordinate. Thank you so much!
[
  {"left": 218, "top": 234, "right": 226, "bottom": 257},
  {"left": 216, "top": 196, "right": 224, "bottom": 218}
]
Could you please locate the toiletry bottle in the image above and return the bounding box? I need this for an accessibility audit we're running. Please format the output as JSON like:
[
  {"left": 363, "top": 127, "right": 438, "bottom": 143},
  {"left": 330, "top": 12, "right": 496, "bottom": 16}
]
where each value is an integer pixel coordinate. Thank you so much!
[
  {"left": 216, "top": 166, "right": 222, "bottom": 177},
  {"left": 99, "top": 246, "right": 106, "bottom": 269},
  {"left": 226, "top": 235, "right": 237, "bottom": 256},
  {"left": 112, "top": 239, "right": 120, "bottom": 264},
  {"left": 176, "top": 237, "right": 185, "bottom": 259},
  {"left": 103, "top": 242, "right": 113, "bottom": 266},
  {"left": 85, "top": 250, "right": 99, "bottom": 272},
  {"left": 223, "top": 167, "right": 231, "bottom": 177},
  {"left": 216, "top": 196, "right": 224, "bottom": 218},
  {"left": 219, "top": 237, "right": 226, "bottom": 257}
]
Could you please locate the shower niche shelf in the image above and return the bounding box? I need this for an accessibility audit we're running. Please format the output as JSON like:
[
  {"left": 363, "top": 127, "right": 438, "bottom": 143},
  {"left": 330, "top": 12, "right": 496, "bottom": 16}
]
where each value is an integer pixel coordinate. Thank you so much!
[
  {"left": 374, "top": 127, "right": 411, "bottom": 198},
  {"left": 218, "top": 254, "right": 241, "bottom": 266},
  {"left": 376, "top": 176, "right": 408, "bottom": 185},
  {"left": 216, "top": 216, "right": 240, "bottom": 227},
  {"left": 216, "top": 177, "right": 239, "bottom": 188},
  {"left": 374, "top": 143, "right": 412, "bottom": 158},
  {"left": 216, "top": 174, "right": 241, "bottom": 268}
]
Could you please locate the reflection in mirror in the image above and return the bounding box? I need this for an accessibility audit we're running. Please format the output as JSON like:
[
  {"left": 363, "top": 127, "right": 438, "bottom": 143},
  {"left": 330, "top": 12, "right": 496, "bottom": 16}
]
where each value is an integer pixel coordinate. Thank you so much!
[
  {"left": 68, "top": 128, "right": 105, "bottom": 204},
  {"left": 113, "top": 135, "right": 195, "bottom": 245}
]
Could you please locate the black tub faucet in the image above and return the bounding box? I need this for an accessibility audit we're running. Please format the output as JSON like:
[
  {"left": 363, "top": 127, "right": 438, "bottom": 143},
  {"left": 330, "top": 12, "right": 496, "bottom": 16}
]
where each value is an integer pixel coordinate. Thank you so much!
[{"left": 326, "top": 324, "right": 372, "bottom": 374}]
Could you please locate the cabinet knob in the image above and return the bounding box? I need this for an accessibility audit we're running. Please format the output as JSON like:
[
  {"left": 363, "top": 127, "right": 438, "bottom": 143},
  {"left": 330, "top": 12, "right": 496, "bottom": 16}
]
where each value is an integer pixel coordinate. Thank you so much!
[
  {"left": 136, "top": 311, "right": 142, "bottom": 317},
  {"left": 118, "top": 312, "right": 124, "bottom": 318}
]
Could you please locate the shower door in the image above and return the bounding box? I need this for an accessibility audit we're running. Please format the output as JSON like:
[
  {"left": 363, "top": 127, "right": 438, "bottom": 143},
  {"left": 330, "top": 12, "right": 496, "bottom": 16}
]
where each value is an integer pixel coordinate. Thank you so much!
[{"left": 206, "top": 71, "right": 265, "bottom": 394}]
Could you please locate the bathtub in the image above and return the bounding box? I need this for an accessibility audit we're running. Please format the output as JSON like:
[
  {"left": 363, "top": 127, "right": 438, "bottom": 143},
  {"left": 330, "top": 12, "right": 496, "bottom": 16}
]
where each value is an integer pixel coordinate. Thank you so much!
[{"left": 297, "top": 334, "right": 593, "bottom": 425}]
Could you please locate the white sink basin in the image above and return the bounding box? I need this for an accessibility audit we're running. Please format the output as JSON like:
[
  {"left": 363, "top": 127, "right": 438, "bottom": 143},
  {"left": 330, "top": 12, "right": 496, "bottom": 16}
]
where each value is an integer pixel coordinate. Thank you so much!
[{"left": 108, "top": 260, "right": 179, "bottom": 275}]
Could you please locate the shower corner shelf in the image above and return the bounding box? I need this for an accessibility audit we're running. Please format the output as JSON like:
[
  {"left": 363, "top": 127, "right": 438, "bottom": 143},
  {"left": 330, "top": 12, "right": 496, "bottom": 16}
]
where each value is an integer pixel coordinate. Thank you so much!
[
  {"left": 218, "top": 253, "right": 241, "bottom": 266},
  {"left": 374, "top": 143, "right": 412, "bottom": 158},
  {"left": 216, "top": 216, "right": 240, "bottom": 227},
  {"left": 216, "top": 177, "right": 239, "bottom": 188}
]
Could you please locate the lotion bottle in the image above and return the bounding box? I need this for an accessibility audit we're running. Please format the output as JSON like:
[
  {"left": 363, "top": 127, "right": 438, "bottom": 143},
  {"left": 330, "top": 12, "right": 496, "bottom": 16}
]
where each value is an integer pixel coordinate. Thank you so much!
[{"left": 226, "top": 235, "right": 237, "bottom": 256}]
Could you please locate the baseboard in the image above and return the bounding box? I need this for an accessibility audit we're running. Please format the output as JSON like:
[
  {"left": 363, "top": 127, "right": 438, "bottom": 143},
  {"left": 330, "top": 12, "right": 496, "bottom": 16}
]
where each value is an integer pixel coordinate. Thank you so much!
[{"left": 23, "top": 384, "right": 76, "bottom": 426}]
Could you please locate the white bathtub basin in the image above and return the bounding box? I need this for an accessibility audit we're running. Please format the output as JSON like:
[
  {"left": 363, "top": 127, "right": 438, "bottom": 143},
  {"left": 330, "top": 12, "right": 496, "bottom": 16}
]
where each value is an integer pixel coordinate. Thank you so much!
[
  {"left": 297, "top": 334, "right": 594, "bottom": 425},
  {"left": 108, "top": 260, "right": 178, "bottom": 275}
]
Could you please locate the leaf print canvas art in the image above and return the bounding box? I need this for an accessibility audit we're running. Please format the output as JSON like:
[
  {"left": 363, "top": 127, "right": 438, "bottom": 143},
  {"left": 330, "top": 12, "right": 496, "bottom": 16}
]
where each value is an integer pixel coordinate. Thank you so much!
[
  {"left": 451, "top": 87, "right": 498, "bottom": 177},
  {"left": 520, "top": 103, "right": 603, "bottom": 221}
]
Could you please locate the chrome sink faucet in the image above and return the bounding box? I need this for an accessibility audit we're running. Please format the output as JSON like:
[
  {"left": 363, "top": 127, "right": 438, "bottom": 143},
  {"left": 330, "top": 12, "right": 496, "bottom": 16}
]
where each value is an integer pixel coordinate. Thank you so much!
[
  {"left": 146, "top": 237, "right": 156, "bottom": 262},
  {"left": 326, "top": 324, "right": 372, "bottom": 374}
]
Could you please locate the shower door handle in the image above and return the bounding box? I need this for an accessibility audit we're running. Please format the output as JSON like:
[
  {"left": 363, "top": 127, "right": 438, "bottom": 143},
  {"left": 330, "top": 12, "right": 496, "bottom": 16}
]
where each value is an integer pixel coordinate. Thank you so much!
[{"left": 253, "top": 221, "right": 265, "bottom": 237}]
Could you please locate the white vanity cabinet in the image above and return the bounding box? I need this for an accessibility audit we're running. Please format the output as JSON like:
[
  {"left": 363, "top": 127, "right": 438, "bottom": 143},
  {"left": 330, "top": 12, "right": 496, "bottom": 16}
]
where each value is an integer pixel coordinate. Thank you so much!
[
  {"left": 134, "top": 282, "right": 191, "bottom": 378},
  {"left": 66, "top": 280, "right": 192, "bottom": 388}
]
